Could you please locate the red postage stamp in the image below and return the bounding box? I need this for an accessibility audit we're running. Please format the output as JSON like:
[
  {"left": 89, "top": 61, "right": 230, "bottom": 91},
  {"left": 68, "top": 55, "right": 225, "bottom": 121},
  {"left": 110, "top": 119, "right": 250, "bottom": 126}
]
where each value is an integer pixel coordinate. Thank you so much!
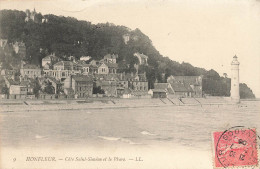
[{"left": 213, "top": 126, "right": 259, "bottom": 168}]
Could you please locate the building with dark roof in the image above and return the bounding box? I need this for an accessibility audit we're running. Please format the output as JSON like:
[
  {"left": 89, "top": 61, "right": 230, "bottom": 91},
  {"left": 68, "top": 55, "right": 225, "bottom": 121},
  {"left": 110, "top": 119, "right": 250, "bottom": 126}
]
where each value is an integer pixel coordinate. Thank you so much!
[
  {"left": 44, "top": 61, "right": 82, "bottom": 80},
  {"left": 96, "top": 79, "right": 117, "bottom": 97},
  {"left": 42, "top": 53, "right": 61, "bottom": 68},
  {"left": 64, "top": 75, "right": 93, "bottom": 98},
  {"left": 97, "top": 62, "right": 109, "bottom": 74},
  {"left": 53, "top": 61, "right": 81, "bottom": 71},
  {"left": 105, "top": 62, "right": 118, "bottom": 74},
  {"left": 20, "top": 63, "right": 41, "bottom": 78},
  {"left": 167, "top": 75, "right": 203, "bottom": 97},
  {"left": 150, "top": 89, "right": 167, "bottom": 98},
  {"left": 103, "top": 54, "right": 118, "bottom": 63},
  {"left": 170, "top": 82, "right": 192, "bottom": 97},
  {"left": 126, "top": 72, "right": 148, "bottom": 96},
  {"left": 154, "top": 83, "right": 174, "bottom": 94}
]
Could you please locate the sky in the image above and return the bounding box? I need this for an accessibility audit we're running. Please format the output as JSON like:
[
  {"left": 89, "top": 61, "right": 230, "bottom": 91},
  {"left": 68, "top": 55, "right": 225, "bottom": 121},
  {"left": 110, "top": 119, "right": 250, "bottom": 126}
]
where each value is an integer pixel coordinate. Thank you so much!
[{"left": 1, "top": 0, "right": 260, "bottom": 97}]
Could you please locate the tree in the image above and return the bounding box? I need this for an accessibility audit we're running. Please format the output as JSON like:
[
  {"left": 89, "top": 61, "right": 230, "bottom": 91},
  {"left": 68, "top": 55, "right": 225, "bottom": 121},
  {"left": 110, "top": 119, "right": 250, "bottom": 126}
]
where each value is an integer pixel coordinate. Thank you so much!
[
  {"left": 206, "top": 69, "right": 220, "bottom": 79},
  {"left": 240, "top": 83, "right": 255, "bottom": 99},
  {"left": 93, "top": 86, "right": 104, "bottom": 94},
  {"left": 44, "top": 83, "right": 55, "bottom": 94},
  {"left": 32, "top": 78, "right": 41, "bottom": 97},
  {"left": 1, "top": 86, "right": 9, "bottom": 94}
]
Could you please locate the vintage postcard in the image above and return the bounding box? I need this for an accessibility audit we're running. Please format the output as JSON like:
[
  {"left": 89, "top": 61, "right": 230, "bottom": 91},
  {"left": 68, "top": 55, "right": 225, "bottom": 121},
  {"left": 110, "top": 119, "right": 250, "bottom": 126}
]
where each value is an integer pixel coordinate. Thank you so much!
[{"left": 0, "top": 0, "right": 259, "bottom": 169}]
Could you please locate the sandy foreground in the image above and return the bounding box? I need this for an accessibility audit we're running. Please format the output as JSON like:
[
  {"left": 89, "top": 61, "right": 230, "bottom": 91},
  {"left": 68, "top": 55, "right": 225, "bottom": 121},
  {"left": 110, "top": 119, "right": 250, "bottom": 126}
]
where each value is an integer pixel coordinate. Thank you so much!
[{"left": 0, "top": 99, "right": 259, "bottom": 169}]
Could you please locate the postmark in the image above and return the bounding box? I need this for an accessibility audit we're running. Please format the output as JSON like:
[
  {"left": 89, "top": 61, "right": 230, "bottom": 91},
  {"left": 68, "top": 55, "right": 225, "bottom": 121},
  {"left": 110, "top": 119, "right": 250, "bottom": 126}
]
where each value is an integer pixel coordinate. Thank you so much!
[{"left": 213, "top": 126, "right": 259, "bottom": 168}]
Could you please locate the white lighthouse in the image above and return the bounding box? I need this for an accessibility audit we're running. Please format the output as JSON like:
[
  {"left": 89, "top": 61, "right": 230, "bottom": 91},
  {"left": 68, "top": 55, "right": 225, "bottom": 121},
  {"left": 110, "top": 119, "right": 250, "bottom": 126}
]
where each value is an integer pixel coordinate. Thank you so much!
[{"left": 230, "top": 55, "right": 240, "bottom": 103}]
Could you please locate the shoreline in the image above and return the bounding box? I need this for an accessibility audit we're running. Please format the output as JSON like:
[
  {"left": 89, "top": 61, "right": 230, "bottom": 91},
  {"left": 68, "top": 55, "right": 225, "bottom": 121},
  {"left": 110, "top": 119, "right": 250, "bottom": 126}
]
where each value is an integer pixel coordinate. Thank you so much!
[{"left": 0, "top": 97, "right": 258, "bottom": 113}]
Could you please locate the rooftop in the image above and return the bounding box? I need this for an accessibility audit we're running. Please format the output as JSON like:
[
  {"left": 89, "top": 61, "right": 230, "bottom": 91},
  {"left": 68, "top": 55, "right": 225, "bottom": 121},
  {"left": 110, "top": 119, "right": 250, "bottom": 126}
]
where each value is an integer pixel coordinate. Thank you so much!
[
  {"left": 5, "top": 78, "right": 19, "bottom": 85},
  {"left": 72, "top": 75, "right": 93, "bottom": 82},
  {"left": 152, "top": 89, "right": 167, "bottom": 93},
  {"left": 20, "top": 80, "right": 31, "bottom": 87},
  {"left": 54, "top": 61, "right": 77, "bottom": 68},
  {"left": 154, "top": 83, "right": 169, "bottom": 89},
  {"left": 104, "top": 54, "right": 118, "bottom": 59},
  {"left": 154, "top": 83, "right": 174, "bottom": 94},
  {"left": 168, "top": 75, "right": 202, "bottom": 86},
  {"left": 170, "top": 82, "right": 191, "bottom": 92},
  {"left": 103, "top": 62, "right": 118, "bottom": 68},
  {"left": 99, "top": 80, "right": 117, "bottom": 86},
  {"left": 123, "top": 88, "right": 132, "bottom": 94},
  {"left": 23, "top": 64, "right": 40, "bottom": 69}
]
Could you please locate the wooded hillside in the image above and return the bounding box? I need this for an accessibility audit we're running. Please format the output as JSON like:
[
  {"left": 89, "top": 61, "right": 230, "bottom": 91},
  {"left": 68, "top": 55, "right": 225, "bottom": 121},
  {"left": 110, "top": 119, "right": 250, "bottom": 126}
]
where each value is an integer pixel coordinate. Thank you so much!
[{"left": 0, "top": 9, "right": 255, "bottom": 98}]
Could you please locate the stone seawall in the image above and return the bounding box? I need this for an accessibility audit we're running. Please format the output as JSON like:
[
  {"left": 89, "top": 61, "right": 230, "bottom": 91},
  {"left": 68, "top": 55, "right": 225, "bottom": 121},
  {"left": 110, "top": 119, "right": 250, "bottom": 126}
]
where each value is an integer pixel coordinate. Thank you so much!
[{"left": 0, "top": 97, "right": 243, "bottom": 113}]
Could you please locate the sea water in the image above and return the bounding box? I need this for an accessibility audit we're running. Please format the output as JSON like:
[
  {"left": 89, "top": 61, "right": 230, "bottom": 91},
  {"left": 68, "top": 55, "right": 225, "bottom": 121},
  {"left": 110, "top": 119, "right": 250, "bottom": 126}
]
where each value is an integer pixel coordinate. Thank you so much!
[{"left": 0, "top": 100, "right": 259, "bottom": 169}]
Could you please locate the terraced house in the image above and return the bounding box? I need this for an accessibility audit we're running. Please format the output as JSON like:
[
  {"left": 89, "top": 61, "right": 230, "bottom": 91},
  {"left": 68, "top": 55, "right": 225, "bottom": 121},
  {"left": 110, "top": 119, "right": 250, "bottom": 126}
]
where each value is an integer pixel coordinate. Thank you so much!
[
  {"left": 43, "top": 61, "right": 81, "bottom": 80},
  {"left": 64, "top": 75, "right": 93, "bottom": 98},
  {"left": 41, "top": 53, "right": 61, "bottom": 69},
  {"left": 126, "top": 72, "right": 148, "bottom": 96},
  {"left": 20, "top": 64, "right": 41, "bottom": 78}
]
